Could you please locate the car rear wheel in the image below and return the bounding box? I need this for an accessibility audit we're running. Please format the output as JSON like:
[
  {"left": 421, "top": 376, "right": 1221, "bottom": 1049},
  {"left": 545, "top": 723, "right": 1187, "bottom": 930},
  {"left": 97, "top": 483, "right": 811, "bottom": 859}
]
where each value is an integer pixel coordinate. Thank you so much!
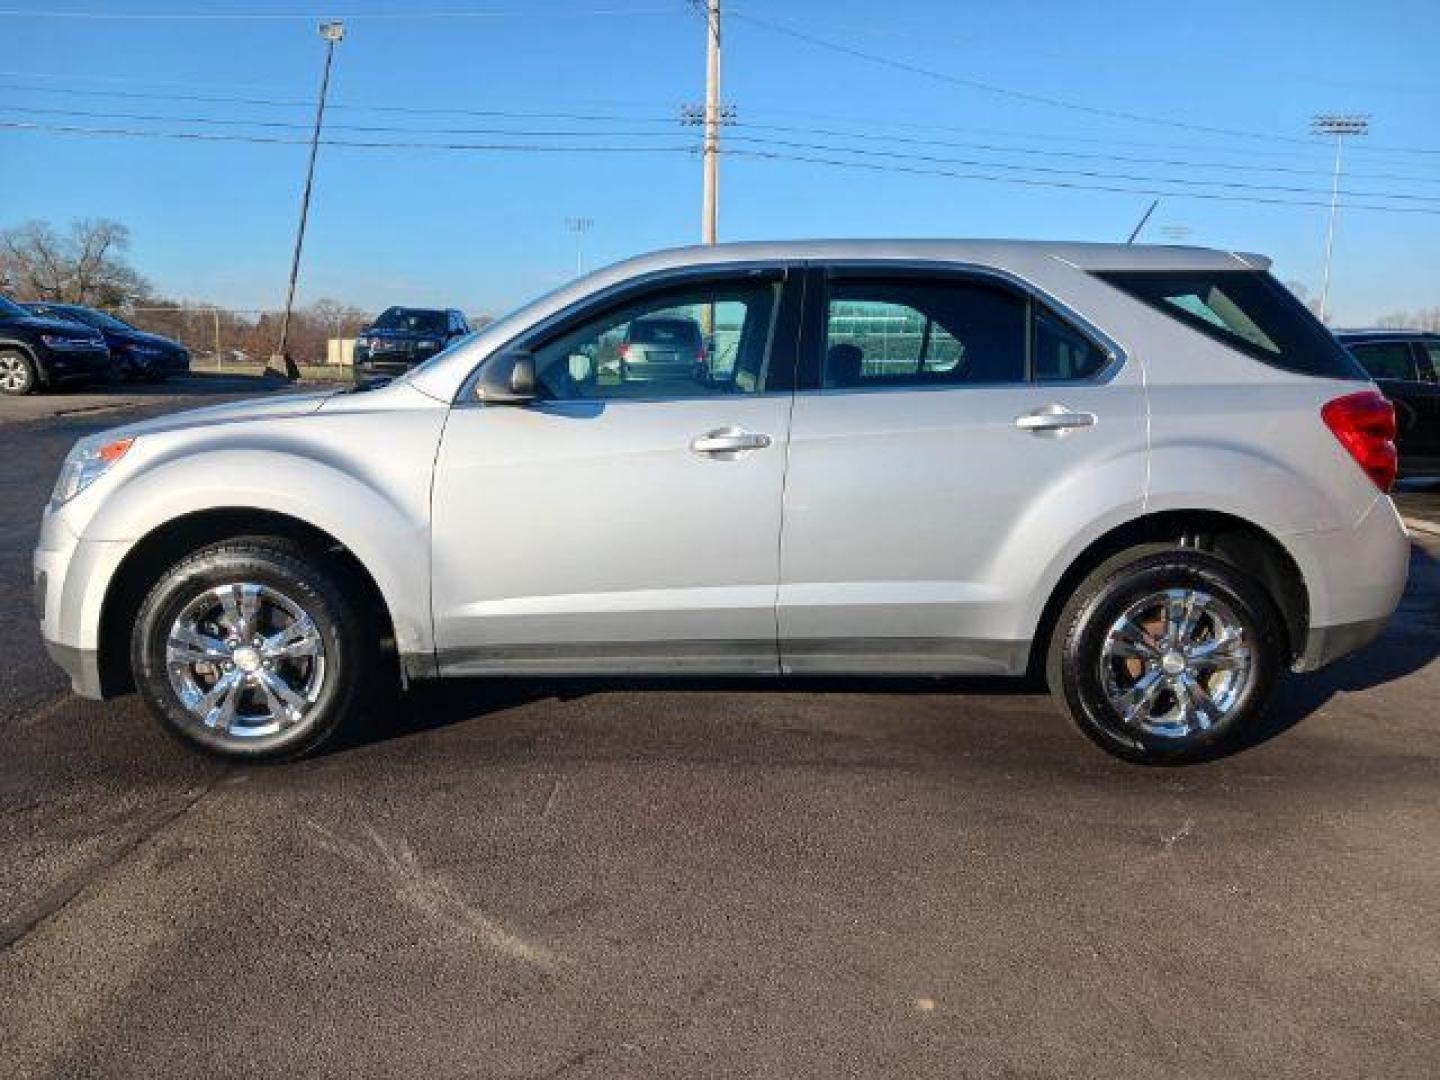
[
  {"left": 1047, "top": 548, "right": 1283, "bottom": 765},
  {"left": 131, "top": 538, "right": 374, "bottom": 760},
  {"left": 0, "top": 349, "right": 37, "bottom": 395}
]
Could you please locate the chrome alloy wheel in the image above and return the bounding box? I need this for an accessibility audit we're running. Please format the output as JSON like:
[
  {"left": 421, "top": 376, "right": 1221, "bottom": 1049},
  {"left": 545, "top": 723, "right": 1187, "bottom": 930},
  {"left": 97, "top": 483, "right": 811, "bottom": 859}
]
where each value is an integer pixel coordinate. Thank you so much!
[
  {"left": 0, "top": 354, "right": 31, "bottom": 393},
  {"left": 1098, "top": 588, "right": 1253, "bottom": 740},
  {"left": 165, "top": 582, "right": 326, "bottom": 740}
]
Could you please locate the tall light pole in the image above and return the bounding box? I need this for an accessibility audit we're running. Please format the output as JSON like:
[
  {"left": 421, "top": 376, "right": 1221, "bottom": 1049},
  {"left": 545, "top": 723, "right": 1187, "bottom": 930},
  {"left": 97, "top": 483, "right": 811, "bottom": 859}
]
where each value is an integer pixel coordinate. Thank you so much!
[
  {"left": 269, "top": 20, "right": 344, "bottom": 381},
  {"left": 1311, "top": 112, "right": 1369, "bottom": 325},
  {"left": 565, "top": 217, "right": 594, "bottom": 277}
]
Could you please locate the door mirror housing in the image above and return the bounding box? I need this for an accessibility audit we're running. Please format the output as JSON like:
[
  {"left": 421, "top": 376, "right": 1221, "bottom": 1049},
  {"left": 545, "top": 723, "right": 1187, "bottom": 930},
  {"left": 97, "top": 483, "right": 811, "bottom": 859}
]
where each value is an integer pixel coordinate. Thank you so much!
[{"left": 474, "top": 350, "right": 537, "bottom": 404}]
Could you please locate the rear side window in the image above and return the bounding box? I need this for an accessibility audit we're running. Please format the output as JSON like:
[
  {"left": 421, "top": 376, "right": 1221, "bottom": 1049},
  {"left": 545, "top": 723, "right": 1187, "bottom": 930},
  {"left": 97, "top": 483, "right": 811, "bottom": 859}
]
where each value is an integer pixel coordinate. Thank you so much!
[
  {"left": 1097, "top": 270, "right": 1364, "bottom": 379},
  {"left": 1349, "top": 341, "right": 1418, "bottom": 382},
  {"left": 824, "top": 279, "right": 1027, "bottom": 388}
]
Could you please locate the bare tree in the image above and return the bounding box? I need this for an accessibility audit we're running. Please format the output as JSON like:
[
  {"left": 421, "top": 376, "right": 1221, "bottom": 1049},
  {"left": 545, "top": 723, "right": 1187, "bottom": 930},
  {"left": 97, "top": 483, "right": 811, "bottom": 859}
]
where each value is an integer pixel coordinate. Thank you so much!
[
  {"left": 0, "top": 218, "right": 151, "bottom": 307},
  {"left": 1375, "top": 308, "right": 1440, "bottom": 331}
]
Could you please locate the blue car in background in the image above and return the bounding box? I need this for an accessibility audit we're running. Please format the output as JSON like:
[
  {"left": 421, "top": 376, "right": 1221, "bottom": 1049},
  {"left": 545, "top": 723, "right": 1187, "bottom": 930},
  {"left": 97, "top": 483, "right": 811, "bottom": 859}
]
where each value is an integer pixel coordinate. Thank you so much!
[{"left": 24, "top": 302, "right": 190, "bottom": 382}]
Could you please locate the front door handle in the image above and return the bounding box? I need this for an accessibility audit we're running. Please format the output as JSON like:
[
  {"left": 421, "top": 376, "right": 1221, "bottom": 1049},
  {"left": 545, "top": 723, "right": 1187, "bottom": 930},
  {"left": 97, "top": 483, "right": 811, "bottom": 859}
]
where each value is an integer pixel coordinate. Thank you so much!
[
  {"left": 1015, "top": 403, "right": 1097, "bottom": 435},
  {"left": 690, "top": 427, "right": 773, "bottom": 457}
]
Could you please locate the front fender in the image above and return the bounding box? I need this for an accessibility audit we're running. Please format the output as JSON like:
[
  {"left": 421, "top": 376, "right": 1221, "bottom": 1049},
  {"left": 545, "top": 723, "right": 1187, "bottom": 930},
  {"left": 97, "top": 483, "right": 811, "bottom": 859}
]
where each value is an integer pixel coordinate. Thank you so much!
[{"left": 71, "top": 410, "right": 446, "bottom": 661}]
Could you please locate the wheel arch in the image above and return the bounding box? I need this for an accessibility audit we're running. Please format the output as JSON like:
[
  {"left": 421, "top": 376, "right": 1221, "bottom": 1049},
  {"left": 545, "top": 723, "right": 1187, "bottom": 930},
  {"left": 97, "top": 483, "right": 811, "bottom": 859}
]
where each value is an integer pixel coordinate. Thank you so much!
[
  {"left": 1027, "top": 509, "right": 1310, "bottom": 679},
  {"left": 96, "top": 507, "right": 399, "bottom": 697}
]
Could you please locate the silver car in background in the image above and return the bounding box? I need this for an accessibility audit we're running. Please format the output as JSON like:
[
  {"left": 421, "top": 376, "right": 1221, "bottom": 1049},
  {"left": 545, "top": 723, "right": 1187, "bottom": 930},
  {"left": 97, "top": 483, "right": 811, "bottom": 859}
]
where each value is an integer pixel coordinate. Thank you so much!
[{"left": 34, "top": 240, "right": 1409, "bottom": 764}]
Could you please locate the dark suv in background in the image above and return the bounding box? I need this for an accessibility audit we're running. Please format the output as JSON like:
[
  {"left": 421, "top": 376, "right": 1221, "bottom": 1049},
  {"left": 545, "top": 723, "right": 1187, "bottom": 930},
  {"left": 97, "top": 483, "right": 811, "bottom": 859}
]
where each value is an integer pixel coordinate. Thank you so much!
[
  {"left": 26, "top": 302, "right": 189, "bottom": 382},
  {"left": 1337, "top": 329, "right": 1440, "bottom": 477},
  {"left": 352, "top": 306, "right": 470, "bottom": 383},
  {"left": 0, "top": 293, "right": 110, "bottom": 395}
]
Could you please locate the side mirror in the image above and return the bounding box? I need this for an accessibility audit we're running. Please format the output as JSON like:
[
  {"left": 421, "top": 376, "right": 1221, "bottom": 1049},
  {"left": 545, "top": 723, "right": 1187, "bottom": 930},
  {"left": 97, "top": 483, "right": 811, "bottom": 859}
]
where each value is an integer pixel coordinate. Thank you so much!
[{"left": 474, "top": 350, "right": 536, "bottom": 404}]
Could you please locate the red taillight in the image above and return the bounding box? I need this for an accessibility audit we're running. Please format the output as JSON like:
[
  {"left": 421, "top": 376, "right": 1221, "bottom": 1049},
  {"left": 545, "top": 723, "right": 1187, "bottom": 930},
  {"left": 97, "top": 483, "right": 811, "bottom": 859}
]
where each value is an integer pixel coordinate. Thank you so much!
[
  {"left": 618, "top": 343, "right": 630, "bottom": 359},
  {"left": 1321, "top": 390, "right": 1397, "bottom": 492},
  {"left": 696, "top": 340, "right": 707, "bottom": 363}
]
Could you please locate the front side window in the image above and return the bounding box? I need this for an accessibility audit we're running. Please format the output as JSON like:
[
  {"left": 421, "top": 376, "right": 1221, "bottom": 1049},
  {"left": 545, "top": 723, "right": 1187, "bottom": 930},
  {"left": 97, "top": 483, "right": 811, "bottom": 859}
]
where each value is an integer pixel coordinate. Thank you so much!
[
  {"left": 823, "top": 279, "right": 1026, "bottom": 388},
  {"left": 1098, "top": 270, "right": 1364, "bottom": 379},
  {"left": 1350, "top": 341, "right": 1418, "bottom": 382},
  {"left": 530, "top": 278, "right": 780, "bottom": 400}
]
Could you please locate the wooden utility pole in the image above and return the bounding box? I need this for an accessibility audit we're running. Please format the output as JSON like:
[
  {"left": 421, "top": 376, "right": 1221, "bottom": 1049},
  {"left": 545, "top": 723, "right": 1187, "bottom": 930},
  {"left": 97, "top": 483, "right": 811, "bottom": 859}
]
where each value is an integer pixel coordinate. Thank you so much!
[{"left": 701, "top": 0, "right": 720, "bottom": 246}]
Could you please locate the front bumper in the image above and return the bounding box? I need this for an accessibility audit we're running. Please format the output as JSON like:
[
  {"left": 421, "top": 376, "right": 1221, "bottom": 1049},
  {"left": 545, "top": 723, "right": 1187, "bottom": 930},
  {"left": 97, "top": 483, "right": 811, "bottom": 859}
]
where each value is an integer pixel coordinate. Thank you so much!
[
  {"left": 38, "top": 344, "right": 111, "bottom": 381},
  {"left": 34, "top": 511, "right": 131, "bottom": 700}
]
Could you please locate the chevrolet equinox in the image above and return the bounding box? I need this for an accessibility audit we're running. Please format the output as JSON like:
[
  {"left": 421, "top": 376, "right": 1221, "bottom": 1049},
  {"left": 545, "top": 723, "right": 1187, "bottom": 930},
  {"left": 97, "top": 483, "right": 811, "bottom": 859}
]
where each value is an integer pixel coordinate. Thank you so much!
[{"left": 34, "top": 241, "right": 1410, "bottom": 764}]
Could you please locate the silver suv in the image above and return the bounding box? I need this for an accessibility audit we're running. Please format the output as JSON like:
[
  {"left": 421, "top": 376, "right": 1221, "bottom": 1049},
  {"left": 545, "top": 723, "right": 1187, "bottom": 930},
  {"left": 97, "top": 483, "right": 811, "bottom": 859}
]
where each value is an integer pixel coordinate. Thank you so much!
[{"left": 34, "top": 241, "right": 1410, "bottom": 764}]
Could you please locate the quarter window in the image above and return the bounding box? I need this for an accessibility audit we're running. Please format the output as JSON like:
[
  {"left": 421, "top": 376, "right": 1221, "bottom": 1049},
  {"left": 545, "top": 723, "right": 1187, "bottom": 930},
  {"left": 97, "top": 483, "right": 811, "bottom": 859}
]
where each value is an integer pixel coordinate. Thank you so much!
[
  {"left": 1033, "top": 304, "right": 1108, "bottom": 380},
  {"left": 530, "top": 278, "right": 780, "bottom": 400}
]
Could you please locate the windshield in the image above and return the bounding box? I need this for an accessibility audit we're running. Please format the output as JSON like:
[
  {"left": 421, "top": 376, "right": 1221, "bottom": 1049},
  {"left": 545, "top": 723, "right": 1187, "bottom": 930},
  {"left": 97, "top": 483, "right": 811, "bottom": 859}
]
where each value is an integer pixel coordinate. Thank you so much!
[
  {"left": 0, "top": 295, "right": 27, "bottom": 319},
  {"left": 372, "top": 307, "right": 447, "bottom": 334},
  {"left": 70, "top": 306, "right": 134, "bottom": 332}
]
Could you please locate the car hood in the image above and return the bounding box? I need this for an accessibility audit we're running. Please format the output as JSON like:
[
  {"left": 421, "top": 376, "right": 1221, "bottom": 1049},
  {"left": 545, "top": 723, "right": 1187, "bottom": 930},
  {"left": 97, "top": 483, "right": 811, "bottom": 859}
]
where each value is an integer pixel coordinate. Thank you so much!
[
  {"left": 360, "top": 327, "right": 442, "bottom": 341},
  {"left": 103, "top": 389, "right": 336, "bottom": 439},
  {"left": 111, "top": 328, "right": 183, "bottom": 350}
]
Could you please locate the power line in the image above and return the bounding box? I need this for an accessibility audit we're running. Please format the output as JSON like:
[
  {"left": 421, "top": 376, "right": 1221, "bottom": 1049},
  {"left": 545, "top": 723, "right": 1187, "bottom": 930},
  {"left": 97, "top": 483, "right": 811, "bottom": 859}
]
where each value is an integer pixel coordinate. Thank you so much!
[
  {"left": 8, "top": 111, "right": 1440, "bottom": 208},
  {"left": 733, "top": 121, "right": 1440, "bottom": 186},
  {"left": 729, "top": 7, "right": 1440, "bottom": 154},
  {"left": 724, "top": 147, "right": 1440, "bottom": 217},
  {"left": 0, "top": 119, "right": 698, "bottom": 154},
  {"left": 0, "top": 6, "right": 678, "bottom": 20},
  {"left": 0, "top": 103, "right": 690, "bottom": 140},
  {"left": 723, "top": 133, "right": 1440, "bottom": 205}
]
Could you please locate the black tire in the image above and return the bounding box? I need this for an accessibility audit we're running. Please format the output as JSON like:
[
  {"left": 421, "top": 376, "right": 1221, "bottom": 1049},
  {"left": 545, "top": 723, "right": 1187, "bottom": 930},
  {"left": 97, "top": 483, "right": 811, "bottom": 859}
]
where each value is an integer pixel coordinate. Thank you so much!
[
  {"left": 131, "top": 537, "right": 375, "bottom": 761},
  {"left": 0, "top": 348, "right": 38, "bottom": 396},
  {"left": 1046, "top": 547, "right": 1284, "bottom": 765}
]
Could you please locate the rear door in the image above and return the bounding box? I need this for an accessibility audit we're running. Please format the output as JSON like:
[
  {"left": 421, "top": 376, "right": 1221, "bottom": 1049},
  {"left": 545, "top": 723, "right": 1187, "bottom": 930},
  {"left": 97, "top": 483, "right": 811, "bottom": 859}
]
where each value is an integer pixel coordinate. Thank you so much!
[{"left": 777, "top": 264, "right": 1147, "bottom": 675}]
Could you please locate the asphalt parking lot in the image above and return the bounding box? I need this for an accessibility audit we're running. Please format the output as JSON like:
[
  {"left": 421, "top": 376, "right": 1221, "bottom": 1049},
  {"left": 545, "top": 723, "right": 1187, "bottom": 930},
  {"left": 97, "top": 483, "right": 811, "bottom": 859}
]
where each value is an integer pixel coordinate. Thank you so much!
[{"left": 1, "top": 382, "right": 1437, "bottom": 1079}]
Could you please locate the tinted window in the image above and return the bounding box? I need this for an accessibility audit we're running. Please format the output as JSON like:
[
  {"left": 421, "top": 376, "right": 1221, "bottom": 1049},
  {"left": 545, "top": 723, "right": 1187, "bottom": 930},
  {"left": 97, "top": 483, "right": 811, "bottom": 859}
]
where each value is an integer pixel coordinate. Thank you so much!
[
  {"left": 629, "top": 318, "right": 703, "bottom": 347},
  {"left": 1098, "top": 270, "right": 1364, "bottom": 379},
  {"left": 530, "top": 279, "right": 779, "bottom": 400},
  {"left": 1422, "top": 342, "right": 1440, "bottom": 381},
  {"left": 823, "top": 278, "right": 1026, "bottom": 388},
  {"left": 0, "top": 295, "right": 26, "bottom": 319},
  {"left": 1033, "top": 304, "right": 1108, "bottom": 380},
  {"left": 1349, "top": 341, "right": 1418, "bottom": 382}
]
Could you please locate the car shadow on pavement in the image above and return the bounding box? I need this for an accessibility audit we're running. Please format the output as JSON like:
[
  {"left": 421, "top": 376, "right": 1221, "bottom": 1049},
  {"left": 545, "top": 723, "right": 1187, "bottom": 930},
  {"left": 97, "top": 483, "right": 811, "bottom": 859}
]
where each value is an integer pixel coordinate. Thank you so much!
[
  {"left": 1236, "top": 539, "right": 1440, "bottom": 753},
  {"left": 327, "top": 541, "right": 1439, "bottom": 763}
]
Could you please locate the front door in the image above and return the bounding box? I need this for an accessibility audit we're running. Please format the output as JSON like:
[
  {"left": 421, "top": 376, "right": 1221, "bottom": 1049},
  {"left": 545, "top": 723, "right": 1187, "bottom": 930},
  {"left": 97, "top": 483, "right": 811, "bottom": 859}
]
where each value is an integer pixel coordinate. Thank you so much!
[
  {"left": 778, "top": 266, "right": 1147, "bottom": 675},
  {"left": 430, "top": 267, "right": 800, "bottom": 675}
]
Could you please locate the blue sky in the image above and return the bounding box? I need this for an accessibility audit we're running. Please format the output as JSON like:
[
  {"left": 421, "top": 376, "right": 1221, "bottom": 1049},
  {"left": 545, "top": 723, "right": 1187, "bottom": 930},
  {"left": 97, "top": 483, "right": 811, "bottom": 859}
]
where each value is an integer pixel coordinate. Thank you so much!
[{"left": 1, "top": 1, "right": 1436, "bottom": 323}]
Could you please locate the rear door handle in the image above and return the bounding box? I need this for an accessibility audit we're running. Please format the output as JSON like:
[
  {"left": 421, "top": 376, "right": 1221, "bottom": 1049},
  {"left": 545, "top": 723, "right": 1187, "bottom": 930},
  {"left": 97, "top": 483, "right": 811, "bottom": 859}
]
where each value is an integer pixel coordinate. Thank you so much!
[
  {"left": 690, "top": 427, "right": 773, "bottom": 456},
  {"left": 1015, "top": 404, "right": 1097, "bottom": 434}
]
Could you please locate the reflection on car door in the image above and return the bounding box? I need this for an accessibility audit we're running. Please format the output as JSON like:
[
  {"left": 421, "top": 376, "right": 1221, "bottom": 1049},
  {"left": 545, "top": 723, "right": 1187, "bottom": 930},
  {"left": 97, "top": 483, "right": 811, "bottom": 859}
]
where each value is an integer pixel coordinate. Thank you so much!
[
  {"left": 430, "top": 267, "right": 800, "bottom": 674},
  {"left": 778, "top": 266, "right": 1147, "bottom": 675}
]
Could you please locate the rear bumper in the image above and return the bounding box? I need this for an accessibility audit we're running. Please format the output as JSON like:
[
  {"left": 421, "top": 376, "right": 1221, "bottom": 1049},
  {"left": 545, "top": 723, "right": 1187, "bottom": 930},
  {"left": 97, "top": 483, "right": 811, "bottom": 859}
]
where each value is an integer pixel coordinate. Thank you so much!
[{"left": 1287, "top": 494, "right": 1410, "bottom": 672}]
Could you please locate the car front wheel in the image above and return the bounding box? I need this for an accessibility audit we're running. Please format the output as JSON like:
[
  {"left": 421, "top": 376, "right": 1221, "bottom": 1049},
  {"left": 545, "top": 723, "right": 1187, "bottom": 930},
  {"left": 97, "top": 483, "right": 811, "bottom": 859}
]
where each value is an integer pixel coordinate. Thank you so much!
[
  {"left": 0, "top": 349, "right": 38, "bottom": 395},
  {"left": 131, "top": 538, "right": 374, "bottom": 760},
  {"left": 1047, "top": 548, "right": 1284, "bottom": 765}
]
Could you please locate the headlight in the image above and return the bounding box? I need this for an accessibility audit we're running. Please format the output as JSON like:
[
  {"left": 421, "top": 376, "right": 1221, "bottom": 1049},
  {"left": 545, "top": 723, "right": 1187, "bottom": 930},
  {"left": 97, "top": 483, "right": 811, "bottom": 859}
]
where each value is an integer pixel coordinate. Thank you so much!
[
  {"left": 126, "top": 344, "right": 164, "bottom": 357},
  {"left": 51, "top": 435, "right": 134, "bottom": 507},
  {"left": 41, "top": 334, "right": 97, "bottom": 349}
]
